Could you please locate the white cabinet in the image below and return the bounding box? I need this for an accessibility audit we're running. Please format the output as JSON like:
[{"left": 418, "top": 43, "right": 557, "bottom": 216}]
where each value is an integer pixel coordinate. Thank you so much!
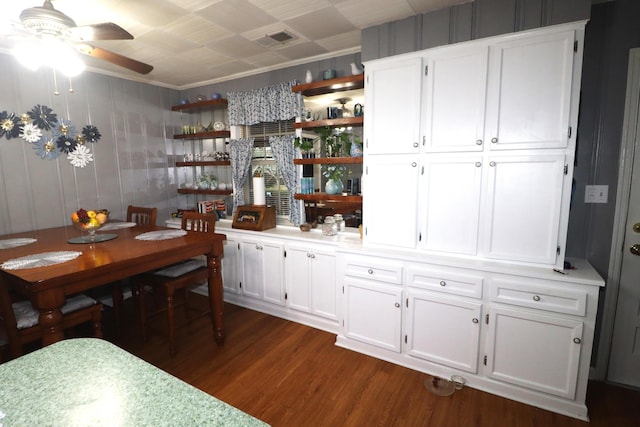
[
  {"left": 422, "top": 45, "right": 489, "bottom": 152},
  {"left": 341, "top": 256, "right": 404, "bottom": 352},
  {"left": 285, "top": 243, "right": 337, "bottom": 321},
  {"left": 485, "top": 29, "right": 577, "bottom": 151},
  {"left": 363, "top": 154, "right": 420, "bottom": 248},
  {"left": 405, "top": 289, "right": 482, "bottom": 373},
  {"left": 485, "top": 306, "right": 583, "bottom": 399},
  {"left": 483, "top": 154, "right": 566, "bottom": 264},
  {"left": 364, "top": 56, "right": 422, "bottom": 155},
  {"left": 420, "top": 155, "right": 483, "bottom": 255},
  {"left": 239, "top": 237, "right": 284, "bottom": 305},
  {"left": 222, "top": 236, "right": 241, "bottom": 294}
]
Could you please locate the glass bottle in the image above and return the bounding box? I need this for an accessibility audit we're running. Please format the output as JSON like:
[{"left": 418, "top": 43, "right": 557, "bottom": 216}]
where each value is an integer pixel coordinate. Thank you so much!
[
  {"left": 334, "top": 214, "right": 345, "bottom": 232},
  {"left": 322, "top": 216, "right": 337, "bottom": 236}
]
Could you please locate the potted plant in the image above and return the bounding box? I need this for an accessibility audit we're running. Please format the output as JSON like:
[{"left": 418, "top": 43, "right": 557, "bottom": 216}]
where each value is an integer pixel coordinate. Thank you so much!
[
  {"left": 322, "top": 164, "right": 351, "bottom": 194},
  {"left": 294, "top": 136, "right": 315, "bottom": 158}
]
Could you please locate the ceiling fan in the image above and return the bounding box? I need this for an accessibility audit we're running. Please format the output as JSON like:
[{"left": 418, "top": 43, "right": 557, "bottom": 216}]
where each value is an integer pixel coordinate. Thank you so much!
[{"left": 7, "top": 0, "right": 153, "bottom": 75}]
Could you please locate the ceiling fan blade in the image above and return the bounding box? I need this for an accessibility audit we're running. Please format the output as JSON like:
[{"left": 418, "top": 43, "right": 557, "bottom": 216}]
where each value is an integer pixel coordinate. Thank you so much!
[
  {"left": 70, "top": 23, "right": 133, "bottom": 41},
  {"left": 78, "top": 44, "right": 153, "bottom": 74}
]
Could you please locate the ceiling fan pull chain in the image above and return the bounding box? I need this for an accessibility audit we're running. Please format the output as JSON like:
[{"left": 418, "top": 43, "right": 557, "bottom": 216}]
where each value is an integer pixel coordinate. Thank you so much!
[
  {"left": 68, "top": 77, "right": 74, "bottom": 93},
  {"left": 52, "top": 69, "right": 60, "bottom": 96}
]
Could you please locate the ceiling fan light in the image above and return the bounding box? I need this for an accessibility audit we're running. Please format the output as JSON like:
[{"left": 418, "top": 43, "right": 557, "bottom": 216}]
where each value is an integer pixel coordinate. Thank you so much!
[{"left": 12, "top": 42, "right": 44, "bottom": 71}]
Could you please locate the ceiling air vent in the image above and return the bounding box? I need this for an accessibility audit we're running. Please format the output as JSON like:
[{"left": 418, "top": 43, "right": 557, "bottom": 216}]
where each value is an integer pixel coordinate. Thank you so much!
[{"left": 254, "top": 30, "right": 297, "bottom": 48}]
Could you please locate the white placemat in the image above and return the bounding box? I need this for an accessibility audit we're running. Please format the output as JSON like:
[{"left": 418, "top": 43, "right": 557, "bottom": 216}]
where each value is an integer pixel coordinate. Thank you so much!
[
  {"left": 1, "top": 251, "right": 82, "bottom": 270},
  {"left": 0, "top": 238, "right": 37, "bottom": 250},
  {"left": 99, "top": 222, "right": 137, "bottom": 231},
  {"left": 135, "top": 230, "right": 187, "bottom": 241}
]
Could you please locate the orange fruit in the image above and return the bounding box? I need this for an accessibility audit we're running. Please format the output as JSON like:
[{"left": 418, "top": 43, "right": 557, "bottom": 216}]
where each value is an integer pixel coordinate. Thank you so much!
[
  {"left": 71, "top": 212, "right": 79, "bottom": 223},
  {"left": 96, "top": 213, "right": 107, "bottom": 224}
]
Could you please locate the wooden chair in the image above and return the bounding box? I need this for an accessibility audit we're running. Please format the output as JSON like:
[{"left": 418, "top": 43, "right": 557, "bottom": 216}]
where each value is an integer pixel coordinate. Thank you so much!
[
  {"left": 0, "top": 284, "right": 103, "bottom": 360},
  {"left": 126, "top": 205, "right": 157, "bottom": 226},
  {"left": 111, "top": 205, "right": 158, "bottom": 332},
  {"left": 132, "top": 212, "right": 215, "bottom": 356}
]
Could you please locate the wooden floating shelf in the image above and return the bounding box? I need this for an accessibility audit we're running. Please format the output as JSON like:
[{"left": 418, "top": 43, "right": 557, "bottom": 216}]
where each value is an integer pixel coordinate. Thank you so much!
[
  {"left": 176, "top": 160, "right": 231, "bottom": 167},
  {"left": 294, "top": 157, "right": 362, "bottom": 165},
  {"left": 178, "top": 189, "right": 233, "bottom": 196},
  {"left": 171, "top": 99, "right": 228, "bottom": 112},
  {"left": 292, "top": 74, "right": 364, "bottom": 97},
  {"left": 294, "top": 116, "right": 363, "bottom": 130},
  {"left": 294, "top": 193, "right": 362, "bottom": 203},
  {"left": 173, "top": 131, "right": 230, "bottom": 139}
]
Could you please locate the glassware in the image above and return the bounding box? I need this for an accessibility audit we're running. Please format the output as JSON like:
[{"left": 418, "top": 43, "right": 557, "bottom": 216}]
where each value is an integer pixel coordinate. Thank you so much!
[{"left": 322, "top": 216, "right": 337, "bottom": 236}]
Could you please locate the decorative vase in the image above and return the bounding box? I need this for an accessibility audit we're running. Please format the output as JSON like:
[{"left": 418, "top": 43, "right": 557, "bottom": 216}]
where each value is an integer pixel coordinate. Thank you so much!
[
  {"left": 350, "top": 143, "right": 363, "bottom": 157},
  {"left": 305, "top": 70, "right": 313, "bottom": 83},
  {"left": 325, "top": 179, "right": 343, "bottom": 195}
]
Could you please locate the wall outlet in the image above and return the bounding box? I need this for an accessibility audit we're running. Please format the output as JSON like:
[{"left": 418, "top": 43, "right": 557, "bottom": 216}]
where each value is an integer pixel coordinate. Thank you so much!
[{"left": 585, "top": 185, "right": 608, "bottom": 203}]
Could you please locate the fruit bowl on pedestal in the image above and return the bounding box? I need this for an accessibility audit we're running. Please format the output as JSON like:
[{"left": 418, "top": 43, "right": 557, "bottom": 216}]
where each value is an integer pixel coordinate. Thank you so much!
[{"left": 69, "top": 209, "right": 117, "bottom": 244}]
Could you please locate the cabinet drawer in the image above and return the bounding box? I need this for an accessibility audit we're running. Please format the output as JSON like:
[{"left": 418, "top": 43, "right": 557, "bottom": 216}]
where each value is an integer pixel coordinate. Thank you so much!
[
  {"left": 406, "top": 265, "right": 483, "bottom": 298},
  {"left": 344, "top": 256, "right": 403, "bottom": 284},
  {"left": 490, "top": 278, "right": 587, "bottom": 316}
]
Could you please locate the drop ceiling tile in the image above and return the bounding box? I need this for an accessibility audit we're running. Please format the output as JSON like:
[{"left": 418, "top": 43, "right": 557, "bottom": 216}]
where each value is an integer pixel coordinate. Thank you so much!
[
  {"left": 161, "top": 14, "right": 234, "bottom": 45},
  {"left": 197, "top": 0, "right": 278, "bottom": 33},
  {"left": 334, "top": 0, "right": 415, "bottom": 28},
  {"left": 315, "top": 29, "right": 361, "bottom": 52},
  {"left": 248, "top": 0, "right": 331, "bottom": 21},
  {"left": 243, "top": 51, "right": 291, "bottom": 68},
  {"left": 165, "top": 0, "right": 225, "bottom": 12},
  {"left": 241, "top": 23, "right": 307, "bottom": 44},
  {"left": 137, "top": 30, "right": 200, "bottom": 54},
  {"left": 207, "top": 60, "right": 256, "bottom": 78},
  {"left": 206, "top": 35, "right": 265, "bottom": 57},
  {"left": 277, "top": 41, "right": 329, "bottom": 61},
  {"left": 285, "top": 6, "right": 357, "bottom": 41}
]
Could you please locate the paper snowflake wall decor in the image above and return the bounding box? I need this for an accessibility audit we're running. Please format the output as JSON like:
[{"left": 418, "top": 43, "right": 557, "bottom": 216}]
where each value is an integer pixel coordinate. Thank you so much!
[{"left": 1, "top": 104, "right": 101, "bottom": 168}]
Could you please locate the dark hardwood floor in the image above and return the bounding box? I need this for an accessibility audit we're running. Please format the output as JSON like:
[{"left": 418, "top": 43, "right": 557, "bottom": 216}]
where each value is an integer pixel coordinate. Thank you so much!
[{"left": 84, "top": 295, "right": 640, "bottom": 426}]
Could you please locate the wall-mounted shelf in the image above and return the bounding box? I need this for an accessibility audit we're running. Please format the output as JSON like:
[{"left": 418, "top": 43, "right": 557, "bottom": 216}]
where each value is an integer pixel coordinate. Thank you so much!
[
  {"left": 176, "top": 160, "right": 231, "bottom": 167},
  {"left": 294, "top": 116, "right": 363, "bottom": 130},
  {"left": 173, "top": 131, "right": 230, "bottom": 139},
  {"left": 294, "top": 193, "right": 362, "bottom": 203},
  {"left": 178, "top": 188, "right": 233, "bottom": 196},
  {"left": 294, "top": 157, "right": 362, "bottom": 165},
  {"left": 292, "top": 74, "right": 364, "bottom": 97},
  {"left": 171, "top": 99, "right": 228, "bottom": 112}
]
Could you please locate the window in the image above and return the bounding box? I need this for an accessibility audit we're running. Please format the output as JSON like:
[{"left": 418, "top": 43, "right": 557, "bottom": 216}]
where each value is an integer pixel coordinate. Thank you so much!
[{"left": 246, "top": 120, "right": 295, "bottom": 219}]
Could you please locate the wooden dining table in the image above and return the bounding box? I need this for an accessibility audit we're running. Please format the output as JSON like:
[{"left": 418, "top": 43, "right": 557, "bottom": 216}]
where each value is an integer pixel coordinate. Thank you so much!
[{"left": 0, "top": 223, "right": 226, "bottom": 352}]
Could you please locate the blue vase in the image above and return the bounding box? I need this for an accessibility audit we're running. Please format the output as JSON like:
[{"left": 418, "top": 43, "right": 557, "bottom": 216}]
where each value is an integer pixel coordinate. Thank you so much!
[
  {"left": 325, "top": 179, "right": 343, "bottom": 195},
  {"left": 350, "top": 143, "right": 363, "bottom": 157}
]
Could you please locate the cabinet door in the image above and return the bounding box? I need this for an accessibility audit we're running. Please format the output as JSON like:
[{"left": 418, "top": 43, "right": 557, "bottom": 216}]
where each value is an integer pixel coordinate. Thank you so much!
[
  {"left": 420, "top": 155, "right": 483, "bottom": 255},
  {"left": 486, "top": 307, "right": 583, "bottom": 399},
  {"left": 240, "top": 239, "right": 263, "bottom": 299},
  {"left": 365, "top": 56, "right": 422, "bottom": 154},
  {"left": 483, "top": 155, "right": 565, "bottom": 264},
  {"left": 423, "top": 45, "right": 489, "bottom": 152},
  {"left": 485, "top": 29, "right": 576, "bottom": 150},
  {"left": 405, "top": 290, "right": 482, "bottom": 373},
  {"left": 222, "top": 237, "right": 241, "bottom": 294},
  {"left": 363, "top": 154, "right": 420, "bottom": 248},
  {"left": 344, "top": 278, "right": 403, "bottom": 352},
  {"left": 261, "top": 240, "right": 285, "bottom": 305},
  {"left": 285, "top": 245, "right": 311, "bottom": 312},
  {"left": 309, "top": 247, "right": 337, "bottom": 320}
]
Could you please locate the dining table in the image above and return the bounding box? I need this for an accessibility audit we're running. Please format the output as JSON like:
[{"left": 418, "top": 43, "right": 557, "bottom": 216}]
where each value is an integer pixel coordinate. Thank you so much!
[{"left": 0, "top": 222, "right": 226, "bottom": 355}]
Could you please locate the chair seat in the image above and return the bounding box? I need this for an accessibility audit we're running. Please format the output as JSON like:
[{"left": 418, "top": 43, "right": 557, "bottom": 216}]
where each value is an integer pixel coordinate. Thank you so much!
[
  {"left": 153, "top": 259, "right": 205, "bottom": 278},
  {"left": 12, "top": 295, "right": 98, "bottom": 330}
]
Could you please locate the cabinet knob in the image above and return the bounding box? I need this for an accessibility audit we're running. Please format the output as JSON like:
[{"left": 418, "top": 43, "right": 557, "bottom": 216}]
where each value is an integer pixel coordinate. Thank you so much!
[
  {"left": 533, "top": 295, "right": 541, "bottom": 301},
  {"left": 411, "top": 162, "right": 417, "bottom": 167},
  {"left": 368, "top": 268, "right": 374, "bottom": 275},
  {"left": 491, "top": 137, "right": 498, "bottom": 143},
  {"left": 489, "top": 161, "right": 496, "bottom": 167},
  {"left": 439, "top": 280, "right": 446, "bottom": 287},
  {"left": 472, "top": 318, "right": 479, "bottom": 324},
  {"left": 413, "top": 142, "right": 419, "bottom": 148},
  {"left": 475, "top": 162, "right": 482, "bottom": 167},
  {"left": 476, "top": 139, "right": 483, "bottom": 145},
  {"left": 310, "top": 254, "right": 315, "bottom": 259},
  {"left": 307, "top": 253, "right": 311, "bottom": 258},
  {"left": 573, "top": 337, "right": 582, "bottom": 344},
  {"left": 395, "top": 302, "right": 400, "bottom": 308}
]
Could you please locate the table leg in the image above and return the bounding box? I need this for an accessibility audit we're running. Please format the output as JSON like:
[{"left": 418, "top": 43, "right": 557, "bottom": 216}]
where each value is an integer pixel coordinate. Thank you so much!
[
  {"left": 36, "top": 291, "right": 66, "bottom": 346},
  {"left": 207, "top": 251, "right": 225, "bottom": 345}
]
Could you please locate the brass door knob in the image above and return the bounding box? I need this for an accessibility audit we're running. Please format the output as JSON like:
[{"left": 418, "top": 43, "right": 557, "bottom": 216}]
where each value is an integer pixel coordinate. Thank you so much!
[
  {"left": 633, "top": 223, "right": 640, "bottom": 233},
  {"left": 630, "top": 244, "right": 640, "bottom": 256}
]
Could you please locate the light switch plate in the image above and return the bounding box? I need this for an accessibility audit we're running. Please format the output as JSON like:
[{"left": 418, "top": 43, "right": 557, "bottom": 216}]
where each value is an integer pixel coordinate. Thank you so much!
[{"left": 585, "top": 185, "right": 608, "bottom": 203}]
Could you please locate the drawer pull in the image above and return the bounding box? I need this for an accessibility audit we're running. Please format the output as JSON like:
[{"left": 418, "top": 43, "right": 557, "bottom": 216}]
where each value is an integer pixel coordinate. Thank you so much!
[
  {"left": 439, "top": 280, "right": 446, "bottom": 287},
  {"left": 533, "top": 295, "right": 541, "bottom": 302},
  {"left": 368, "top": 268, "right": 374, "bottom": 275},
  {"left": 395, "top": 302, "right": 400, "bottom": 308},
  {"left": 472, "top": 318, "right": 479, "bottom": 324},
  {"left": 573, "top": 337, "right": 582, "bottom": 344}
]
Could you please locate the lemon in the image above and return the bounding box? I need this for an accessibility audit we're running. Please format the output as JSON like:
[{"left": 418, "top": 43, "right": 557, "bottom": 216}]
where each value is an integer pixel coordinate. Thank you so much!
[{"left": 87, "top": 210, "right": 97, "bottom": 218}]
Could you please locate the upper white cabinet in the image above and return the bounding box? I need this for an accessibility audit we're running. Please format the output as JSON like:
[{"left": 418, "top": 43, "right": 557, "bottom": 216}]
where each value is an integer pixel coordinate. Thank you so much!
[
  {"left": 363, "top": 22, "right": 584, "bottom": 268},
  {"left": 364, "top": 57, "right": 423, "bottom": 155},
  {"left": 485, "top": 29, "right": 577, "bottom": 151},
  {"left": 422, "top": 45, "right": 489, "bottom": 152}
]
